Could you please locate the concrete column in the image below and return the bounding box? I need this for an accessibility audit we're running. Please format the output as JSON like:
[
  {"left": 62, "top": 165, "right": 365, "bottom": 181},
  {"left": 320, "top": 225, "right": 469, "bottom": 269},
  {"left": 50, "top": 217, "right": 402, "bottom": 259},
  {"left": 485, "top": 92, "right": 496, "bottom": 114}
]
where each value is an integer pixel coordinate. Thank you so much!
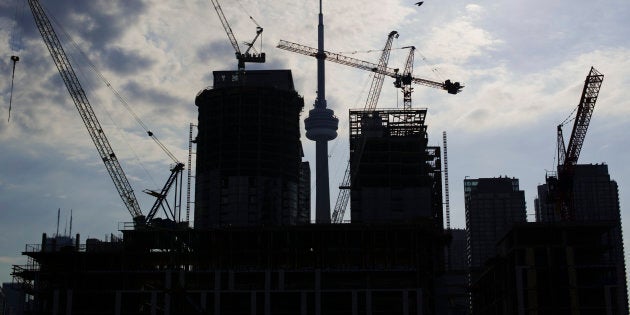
[
  {"left": 53, "top": 289, "right": 59, "bottom": 315},
  {"left": 416, "top": 290, "right": 423, "bottom": 315},
  {"left": 315, "top": 269, "right": 322, "bottom": 315},
  {"left": 228, "top": 270, "right": 235, "bottom": 290},
  {"left": 265, "top": 270, "right": 271, "bottom": 315},
  {"left": 66, "top": 290, "right": 72, "bottom": 315},
  {"left": 214, "top": 271, "right": 221, "bottom": 315},
  {"left": 402, "top": 290, "right": 408, "bottom": 315},
  {"left": 151, "top": 292, "right": 157, "bottom": 315},
  {"left": 165, "top": 271, "right": 171, "bottom": 315},
  {"left": 278, "top": 270, "right": 285, "bottom": 291},
  {"left": 200, "top": 292, "right": 207, "bottom": 312},
  {"left": 366, "top": 290, "right": 372, "bottom": 315},
  {"left": 301, "top": 292, "right": 307, "bottom": 315},
  {"left": 251, "top": 291, "right": 257, "bottom": 315},
  {"left": 114, "top": 291, "right": 121, "bottom": 315}
]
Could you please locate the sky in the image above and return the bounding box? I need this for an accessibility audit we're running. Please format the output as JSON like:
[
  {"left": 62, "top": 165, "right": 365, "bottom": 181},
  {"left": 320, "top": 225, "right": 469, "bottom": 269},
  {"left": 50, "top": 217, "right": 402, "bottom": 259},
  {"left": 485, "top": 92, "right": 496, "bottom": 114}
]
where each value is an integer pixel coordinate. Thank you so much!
[{"left": 0, "top": 0, "right": 629, "bottom": 285}]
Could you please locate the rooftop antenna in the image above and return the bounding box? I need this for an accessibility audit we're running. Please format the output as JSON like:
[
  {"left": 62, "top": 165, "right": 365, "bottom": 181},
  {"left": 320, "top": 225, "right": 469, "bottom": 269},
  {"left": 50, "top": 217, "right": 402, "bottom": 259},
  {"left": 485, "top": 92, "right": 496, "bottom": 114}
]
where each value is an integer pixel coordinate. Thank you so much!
[
  {"left": 69, "top": 209, "right": 73, "bottom": 236},
  {"left": 56, "top": 208, "right": 60, "bottom": 237},
  {"left": 304, "top": 0, "right": 339, "bottom": 224}
]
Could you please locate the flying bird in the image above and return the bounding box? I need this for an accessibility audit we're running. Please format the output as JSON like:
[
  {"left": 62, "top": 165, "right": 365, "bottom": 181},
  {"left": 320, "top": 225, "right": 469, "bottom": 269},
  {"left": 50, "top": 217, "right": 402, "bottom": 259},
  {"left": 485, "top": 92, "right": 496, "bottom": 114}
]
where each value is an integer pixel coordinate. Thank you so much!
[{"left": 415, "top": 1, "right": 424, "bottom": 6}]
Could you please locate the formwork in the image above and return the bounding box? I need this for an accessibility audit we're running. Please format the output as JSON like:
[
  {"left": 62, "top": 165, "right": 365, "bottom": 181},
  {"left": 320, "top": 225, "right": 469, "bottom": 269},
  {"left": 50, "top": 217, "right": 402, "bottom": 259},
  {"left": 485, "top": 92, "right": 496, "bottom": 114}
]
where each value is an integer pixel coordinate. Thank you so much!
[
  {"left": 348, "top": 109, "right": 442, "bottom": 225},
  {"left": 13, "top": 222, "right": 447, "bottom": 315},
  {"left": 194, "top": 70, "right": 306, "bottom": 228}
]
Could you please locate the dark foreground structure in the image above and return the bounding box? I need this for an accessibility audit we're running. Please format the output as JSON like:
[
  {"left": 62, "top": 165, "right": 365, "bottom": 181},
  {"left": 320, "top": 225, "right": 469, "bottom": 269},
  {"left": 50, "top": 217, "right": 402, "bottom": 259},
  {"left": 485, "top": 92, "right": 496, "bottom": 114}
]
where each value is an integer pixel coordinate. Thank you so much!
[
  {"left": 472, "top": 222, "right": 628, "bottom": 314},
  {"left": 13, "top": 222, "right": 447, "bottom": 315}
]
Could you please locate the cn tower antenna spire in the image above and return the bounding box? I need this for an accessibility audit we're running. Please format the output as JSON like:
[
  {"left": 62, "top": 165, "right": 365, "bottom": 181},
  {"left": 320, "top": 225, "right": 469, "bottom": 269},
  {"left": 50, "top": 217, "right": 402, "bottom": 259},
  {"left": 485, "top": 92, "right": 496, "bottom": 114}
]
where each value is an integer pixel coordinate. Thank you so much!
[{"left": 305, "top": 0, "right": 339, "bottom": 224}]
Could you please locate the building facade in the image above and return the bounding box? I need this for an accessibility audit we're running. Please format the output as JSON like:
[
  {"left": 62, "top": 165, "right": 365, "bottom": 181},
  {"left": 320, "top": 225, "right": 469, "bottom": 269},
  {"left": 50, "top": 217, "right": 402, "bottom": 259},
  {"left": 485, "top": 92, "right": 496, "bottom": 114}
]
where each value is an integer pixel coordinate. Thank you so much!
[
  {"left": 348, "top": 109, "right": 442, "bottom": 226},
  {"left": 535, "top": 163, "right": 628, "bottom": 309},
  {"left": 464, "top": 177, "right": 526, "bottom": 274},
  {"left": 194, "top": 70, "right": 307, "bottom": 228},
  {"left": 472, "top": 222, "right": 628, "bottom": 314},
  {"left": 12, "top": 222, "right": 447, "bottom": 315}
]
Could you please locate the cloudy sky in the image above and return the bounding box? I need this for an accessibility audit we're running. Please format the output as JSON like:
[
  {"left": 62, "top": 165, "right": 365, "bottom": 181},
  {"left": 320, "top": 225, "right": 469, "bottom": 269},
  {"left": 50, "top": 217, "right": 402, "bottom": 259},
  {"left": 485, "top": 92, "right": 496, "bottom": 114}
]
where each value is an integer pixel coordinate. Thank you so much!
[{"left": 0, "top": 0, "right": 629, "bottom": 284}]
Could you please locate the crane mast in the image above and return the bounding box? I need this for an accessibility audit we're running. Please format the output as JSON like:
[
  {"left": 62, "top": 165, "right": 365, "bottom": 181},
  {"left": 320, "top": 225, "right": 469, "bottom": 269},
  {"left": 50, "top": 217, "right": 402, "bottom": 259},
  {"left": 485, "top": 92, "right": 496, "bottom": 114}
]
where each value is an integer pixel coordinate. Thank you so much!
[
  {"left": 549, "top": 66, "right": 604, "bottom": 220},
  {"left": 331, "top": 31, "right": 399, "bottom": 223},
  {"left": 277, "top": 39, "right": 463, "bottom": 94},
  {"left": 27, "top": 0, "right": 144, "bottom": 223},
  {"left": 394, "top": 46, "right": 416, "bottom": 109}
]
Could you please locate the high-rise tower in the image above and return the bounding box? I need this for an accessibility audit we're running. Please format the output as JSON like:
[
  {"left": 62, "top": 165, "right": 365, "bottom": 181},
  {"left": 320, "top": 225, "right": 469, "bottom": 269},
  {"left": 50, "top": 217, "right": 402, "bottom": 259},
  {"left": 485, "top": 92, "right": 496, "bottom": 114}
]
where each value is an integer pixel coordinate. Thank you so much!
[
  {"left": 304, "top": 0, "right": 339, "bottom": 224},
  {"left": 464, "top": 177, "right": 526, "bottom": 275},
  {"left": 194, "top": 70, "right": 306, "bottom": 228}
]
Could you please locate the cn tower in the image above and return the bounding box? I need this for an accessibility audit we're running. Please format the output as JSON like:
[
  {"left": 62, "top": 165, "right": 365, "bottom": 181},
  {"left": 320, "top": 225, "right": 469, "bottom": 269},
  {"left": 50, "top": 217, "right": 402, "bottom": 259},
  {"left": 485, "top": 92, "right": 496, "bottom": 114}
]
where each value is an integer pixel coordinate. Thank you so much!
[{"left": 304, "top": 0, "right": 339, "bottom": 224}]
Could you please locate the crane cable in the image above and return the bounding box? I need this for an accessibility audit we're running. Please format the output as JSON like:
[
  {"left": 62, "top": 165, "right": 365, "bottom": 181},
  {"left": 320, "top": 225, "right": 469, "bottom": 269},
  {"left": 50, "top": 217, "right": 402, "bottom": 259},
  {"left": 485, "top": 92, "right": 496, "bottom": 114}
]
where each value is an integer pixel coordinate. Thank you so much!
[
  {"left": 559, "top": 105, "right": 578, "bottom": 127},
  {"left": 8, "top": 0, "right": 25, "bottom": 122},
  {"left": 234, "top": 0, "right": 264, "bottom": 53},
  {"left": 46, "top": 6, "right": 179, "bottom": 164}
]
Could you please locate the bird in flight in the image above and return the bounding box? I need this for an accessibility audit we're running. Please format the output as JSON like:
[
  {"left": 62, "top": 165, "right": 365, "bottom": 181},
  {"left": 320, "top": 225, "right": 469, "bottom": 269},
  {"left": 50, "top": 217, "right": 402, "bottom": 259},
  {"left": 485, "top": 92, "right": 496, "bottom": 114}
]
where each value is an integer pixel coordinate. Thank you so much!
[{"left": 415, "top": 1, "right": 424, "bottom": 6}]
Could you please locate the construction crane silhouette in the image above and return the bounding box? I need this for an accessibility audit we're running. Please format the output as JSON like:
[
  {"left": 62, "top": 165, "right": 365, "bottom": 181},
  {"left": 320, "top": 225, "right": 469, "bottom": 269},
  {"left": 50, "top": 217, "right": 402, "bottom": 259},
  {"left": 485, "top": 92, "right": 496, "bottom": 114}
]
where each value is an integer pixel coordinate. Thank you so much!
[
  {"left": 278, "top": 35, "right": 463, "bottom": 223},
  {"left": 27, "top": 0, "right": 185, "bottom": 228},
  {"left": 546, "top": 67, "right": 604, "bottom": 221},
  {"left": 331, "top": 31, "right": 399, "bottom": 223},
  {"left": 277, "top": 39, "right": 463, "bottom": 95},
  {"left": 210, "top": 0, "right": 265, "bottom": 72}
]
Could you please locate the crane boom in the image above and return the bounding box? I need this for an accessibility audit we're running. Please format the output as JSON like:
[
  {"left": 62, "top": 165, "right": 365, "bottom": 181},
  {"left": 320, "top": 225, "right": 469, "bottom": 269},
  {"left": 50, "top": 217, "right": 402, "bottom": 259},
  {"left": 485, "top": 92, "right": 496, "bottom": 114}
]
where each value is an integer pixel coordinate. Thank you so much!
[
  {"left": 209, "top": 0, "right": 240, "bottom": 56},
  {"left": 277, "top": 39, "right": 463, "bottom": 94},
  {"left": 27, "top": 0, "right": 144, "bottom": 221},
  {"left": 563, "top": 67, "right": 604, "bottom": 166},
  {"left": 331, "top": 31, "right": 399, "bottom": 223}
]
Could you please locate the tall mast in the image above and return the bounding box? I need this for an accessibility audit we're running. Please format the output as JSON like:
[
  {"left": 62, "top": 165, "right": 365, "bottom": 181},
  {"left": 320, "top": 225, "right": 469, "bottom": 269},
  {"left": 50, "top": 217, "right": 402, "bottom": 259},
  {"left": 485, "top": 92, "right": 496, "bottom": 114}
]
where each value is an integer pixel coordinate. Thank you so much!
[{"left": 304, "top": 0, "right": 339, "bottom": 223}]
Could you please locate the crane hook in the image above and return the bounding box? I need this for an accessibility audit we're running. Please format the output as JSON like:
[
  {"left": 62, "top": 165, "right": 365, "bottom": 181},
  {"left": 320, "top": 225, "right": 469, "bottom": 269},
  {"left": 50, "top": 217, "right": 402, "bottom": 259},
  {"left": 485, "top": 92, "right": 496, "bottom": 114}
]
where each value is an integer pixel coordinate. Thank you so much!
[{"left": 8, "top": 55, "right": 20, "bottom": 122}]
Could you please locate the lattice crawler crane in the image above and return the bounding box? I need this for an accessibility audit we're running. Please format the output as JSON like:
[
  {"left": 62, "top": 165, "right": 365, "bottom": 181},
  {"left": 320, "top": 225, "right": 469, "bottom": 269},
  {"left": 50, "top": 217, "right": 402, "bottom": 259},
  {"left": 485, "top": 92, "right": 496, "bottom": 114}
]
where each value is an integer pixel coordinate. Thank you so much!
[{"left": 546, "top": 67, "right": 604, "bottom": 220}]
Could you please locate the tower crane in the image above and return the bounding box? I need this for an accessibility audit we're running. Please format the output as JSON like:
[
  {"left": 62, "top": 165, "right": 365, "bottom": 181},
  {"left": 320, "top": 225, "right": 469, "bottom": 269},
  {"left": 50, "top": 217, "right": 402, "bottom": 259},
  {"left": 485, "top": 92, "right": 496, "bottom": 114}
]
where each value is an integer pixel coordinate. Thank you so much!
[
  {"left": 331, "top": 31, "right": 399, "bottom": 223},
  {"left": 278, "top": 35, "right": 462, "bottom": 223},
  {"left": 27, "top": 0, "right": 185, "bottom": 227},
  {"left": 277, "top": 39, "right": 463, "bottom": 94},
  {"left": 210, "top": 0, "right": 265, "bottom": 72},
  {"left": 546, "top": 67, "right": 604, "bottom": 220}
]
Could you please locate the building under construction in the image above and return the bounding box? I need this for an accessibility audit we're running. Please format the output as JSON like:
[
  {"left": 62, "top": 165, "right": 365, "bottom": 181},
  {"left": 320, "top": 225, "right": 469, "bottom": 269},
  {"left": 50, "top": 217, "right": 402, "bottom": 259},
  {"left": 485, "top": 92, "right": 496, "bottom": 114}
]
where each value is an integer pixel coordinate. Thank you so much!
[
  {"left": 194, "top": 70, "right": 309, "bottom": 229},
  {"left": 12, "top": 221, "right": 447, "bottom": 315},
  {"left": 349, "top": 108, "right": 442, "bottom": 226},
  {"left": 10, "top": 69, "right": 454, "bottom": 314}
]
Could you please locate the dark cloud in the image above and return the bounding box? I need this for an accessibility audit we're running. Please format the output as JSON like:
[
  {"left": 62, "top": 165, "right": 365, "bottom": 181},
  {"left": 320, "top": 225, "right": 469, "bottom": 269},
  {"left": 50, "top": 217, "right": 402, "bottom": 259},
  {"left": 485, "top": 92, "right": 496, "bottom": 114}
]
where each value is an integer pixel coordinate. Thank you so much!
[
  {"left": 196, "top": 40, "right": 235, "bottom": 66},
  {"left": 121, "top": 80, "right": 185, "bottom": 116},
  {"left": 100, "top": 46, "right": 155, "bottom": 76}
]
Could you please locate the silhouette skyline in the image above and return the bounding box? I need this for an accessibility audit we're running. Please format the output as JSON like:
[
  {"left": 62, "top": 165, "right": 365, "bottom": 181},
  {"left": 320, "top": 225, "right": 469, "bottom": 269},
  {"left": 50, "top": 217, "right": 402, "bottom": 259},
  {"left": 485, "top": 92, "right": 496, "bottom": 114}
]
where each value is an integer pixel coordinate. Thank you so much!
[{"left": 0, "top": 0, "right": 629, "bottom": 294}]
